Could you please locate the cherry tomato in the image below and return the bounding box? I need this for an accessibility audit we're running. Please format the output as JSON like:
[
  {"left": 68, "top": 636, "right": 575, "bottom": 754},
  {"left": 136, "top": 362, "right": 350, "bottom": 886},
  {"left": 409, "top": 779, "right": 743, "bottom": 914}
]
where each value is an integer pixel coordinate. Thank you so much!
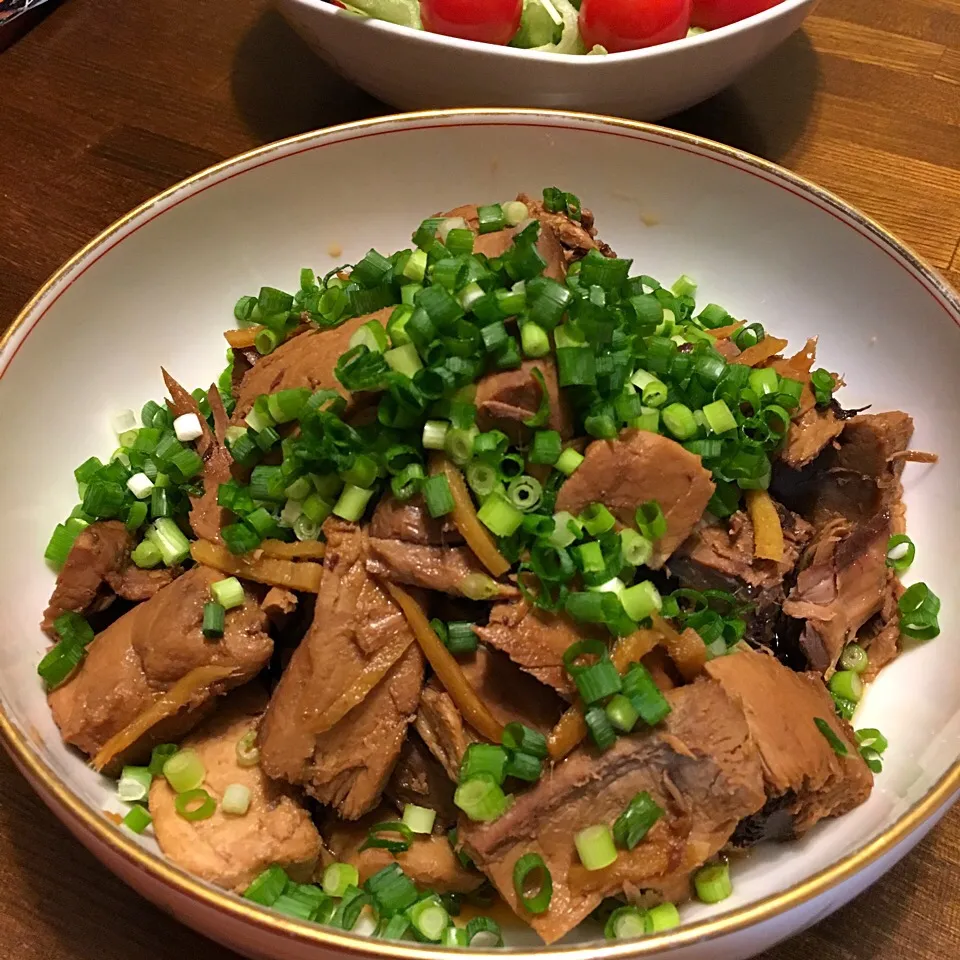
[
  {"left": 578, "top": 0, "right": 691, "bottom": 53},
  {"left": 690, "top": 0, "right": 780, "bottom": 30},
  {"left": 420, "top": 0, "right": 523, "bottom": 45}
]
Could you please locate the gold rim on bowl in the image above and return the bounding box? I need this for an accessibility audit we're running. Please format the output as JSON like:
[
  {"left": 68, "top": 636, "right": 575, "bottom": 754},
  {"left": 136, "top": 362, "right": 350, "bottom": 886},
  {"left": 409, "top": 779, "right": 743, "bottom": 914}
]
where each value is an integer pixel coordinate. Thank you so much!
[{"left": 2, "top": 108, "right": 958, "bottom": 959}]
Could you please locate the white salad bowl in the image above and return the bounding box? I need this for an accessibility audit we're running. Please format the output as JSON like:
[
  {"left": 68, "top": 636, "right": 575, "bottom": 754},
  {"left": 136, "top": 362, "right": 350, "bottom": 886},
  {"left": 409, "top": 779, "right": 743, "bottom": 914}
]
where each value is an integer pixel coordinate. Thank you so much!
[
  {"left": 1, "top": 110, "right": 959, "bottom": 960},
  {"left": 276, "top": 0, "right": 816, "bottom": 120}
]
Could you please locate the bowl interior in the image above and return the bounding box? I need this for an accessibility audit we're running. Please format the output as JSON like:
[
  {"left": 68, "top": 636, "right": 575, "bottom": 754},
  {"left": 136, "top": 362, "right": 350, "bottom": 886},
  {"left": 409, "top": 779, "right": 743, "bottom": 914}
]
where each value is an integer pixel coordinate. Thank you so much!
[{"left": 1, "top": 113, "right": 958, "bottom": 947}]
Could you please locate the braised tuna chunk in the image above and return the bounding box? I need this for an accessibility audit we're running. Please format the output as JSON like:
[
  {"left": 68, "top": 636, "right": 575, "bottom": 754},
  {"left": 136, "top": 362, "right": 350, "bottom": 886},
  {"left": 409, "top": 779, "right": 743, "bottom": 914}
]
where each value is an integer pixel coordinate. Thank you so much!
[
  {"left": 705, "top": 649, "right": 872, "bottom": 837},
  {"left": 369, "top": 494, "right": 462, "bottom": 546},
  {"left": 232, "top": 307, "right": 393, "bottom": 421},
  {"left": 41, "top": 520, "right": 175, "bottom": 636},
  {"left": 258, "top": 519, "right": 424, "bottom": 819},
  {"left": 518, "top": 193, "right": 617, "bottom": 262},
  {"left": 780, "top": 405, "right": 846, "bottom": 469},
  {"left": 773, "top": 411, "right": 914, "bottom": 528},
  {"left": 163, "top": 371, "right": 235, "bottom": 542},
  {"left": 48, "top": 566, "right": 272, "bottom": 766},
  {"left": 782, "top": 511, "right": 892, "bottom": 674},
  {"left": 324, "top": 806, "right": 484, "bottom": 894},
  {"left": 474, "top": 599, "right": 589, "bottom": 698},
  {"left": 459, "top": 681, "right": 765, "bottom": 944},
  {"left": 386, "top": 732, "right": 459, "bottom": 829},
  {"left": 439, "top": 203, "right": 567, "bottom": 280},
  {"left": 415, "top": 645, "right": 565, "bottom": 780},
  {"left": 555, "top": 429, "right": 715, "bottom": 568},
  {"left": 474, "top": 358, "right": 574, "bottom": 442},
  {"left": 149, "top": 689, "right": 321, "bottom": 892},
  {"left": 366, "top": 538, "right": 518, "bottom": 600},
  {"left": 669, "top": 507, "right": 813, "bottom": 646}
]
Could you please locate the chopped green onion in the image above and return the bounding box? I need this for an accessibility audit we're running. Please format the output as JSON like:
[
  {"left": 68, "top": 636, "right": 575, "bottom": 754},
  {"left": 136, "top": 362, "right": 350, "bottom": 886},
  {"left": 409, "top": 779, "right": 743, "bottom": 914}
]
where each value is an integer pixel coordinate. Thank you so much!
[
  {"left": 613, "top": 791, "right": 664, "bottom": 849},
  {"left": 631, "top": 369, "right": 669, "bottom": 408},
  {"left": 619, "top": 530, "right": 653, "bottom": 568},
  {"left": 506, "top": 475, "right": 543, "bottom": 512},
  {"left": 814, "top": 717, "right": 849, "bottom": 756},
  {"left": 445, "top": 620, "right": 478, "bottom": 655},
  {"left": 554, "top": 447, "right": 584, "bottom": 476},
  {"left": 503, "top": 751, "right": 543, "bottom": 782},
  {"left": 202, "top": 601, "right": 225, "bottom": 639},
  {"left": 694, "top": 862, "right": 733, "bottom": 903},
  {"left": 145, "top": 517, "right": 191, "bottom": 566},
  {"left": 502, "top": 722, "right": 548, "bottom": 759},
  {"left": 409, "top": 897, "right": 450, "bottom": 942},
  {"left": 898, "top": 582, "right": 941, "bottom": 640},
  {"left": 513, "top": 853, "right": 553, "bottom": 914},
  {"left": 148, "top": 744, "right": 178, "bottom": 776},
  {"left": 646, "top": 901, "right": 681, "bottom": 932},
  {"left": 459, "top": 743, "right": 508, "bottom": 785},
  {"left": 465, "top": 916, "right": 503, "bottom": 947},
  {"left": 748, "top": 367, "right": 779, "bottom": 396},
  {"left": 477, "top": 203, "right": 506, "bottom": 234},
  {"left": 620, "top": 581, "right": 661, "bottom": 621},
  {"left": 580, "top": 502, "right": 616, "bottom": 536},
  {"left": 574, "top": 541, "right": 605, "bottom": 574},
  {"left": 384, "top": 343, "right": 423, "bottom": 377},
  {"left": 575, "top": 824, "right": 618, "bottom": 871},
  {"left": 422, "top": 420, "right": 449, "bottom": 451},
  {"left": 333, "top": 483, "right": 376, "bottom": 522},
  {"left": 584, "top": 705, "right": 616, "bottom": 750},
  {"left": 454, "top": 774, "right": 509, "bottom": 822},
  {"left": 575, "top": 659, "right": 622, "bottom": 704},
  {"left": 422, "top": 474, "right": 455, "bottom": 518},
  {"left": 402, "top": 803, "right": 437, "bottom": 834},
  {"left": 210, "top": 577, "right": 245, "bottom": 611},
  {"left": 175, "top": 788, "right": 217, "bottom": 821},
  {"left": 605, "top": 694, "right": 639, "bottom": 733},
  {"left": 702, "top": 399, "right": 737, "bottom": 434},
  {"left": 323, "top": 862, "right": 360, "bottom": 898},
  {"left": 384, "top": 914, "right": 414, "bottom": 941},
  {"left": 365, "top": 863, "right": 418, "bottom": 913},
  {"left": 661, "top": 402, "right": 698, "bottom": 440},
  {"left": 622, "top": 663, "right": 671, "bottom": 726},
  {"left": 236, "top": 730, "right": 260, "bottom": 767},
  {"left": 131, "top": 540, "right": 162, "bottom": 569},
  {"left": 839, "top": 643, "right": 869, "bottom": 674},
  {"left": 461, "top": 572, "right": 502, "bottom": 601},
  {"left": 222, "top": 783, "right": 251, "bottom": 816},
  {"left": 441, "top": 925, "right": 467, "bottom": 946},
  {"left": 349, "top": 318, "right": 389, "bottom": 354},
  {"left": 521, "top": 322, "right": 550, "bottom": 358},
  {"left": 465, "top": 460, "right": 498, "bottom": 500},
  {"left": 163, "top": 749, "right": 205, "bottom": 793},
  {"left": 529, "top": 430, "right": 561, "bottom": 466},
  {"left": 811, "top": 368, "right": 836, "bottom": 406},
  {"left": 332, "top": 887, "right": 374, "bottom": 931},
  {"left": 547, "top": 511, "right": 581, "bottom": 549},
  {"left": 477, "top": 491, "right": 524, "bottom": 536},
  {"left": 635, "top": 500, "right": 667, "bottom": 541},
  {"left": 122, "top": 804, "right": 153, "bottom": 834},
  {"left": 885, "top": 534, "right": 915, "bottom": 572},
  {"left": 245, "top": 865, "right": 289, "bottom": 906},
  {"left": 359, "top": 820, "right": 414, "bottom": 854},
  {"left": 118, "top": 766, "right": 153, "bottom": 803},
  {"left": 828, "top": 669, "right": 863, "bottom": 703},
  {"left": 444, "top": 426, "right": 478, "bottom": 467},
  {"left": 604, "top": 906, "right": 648, "bottom": 940}
]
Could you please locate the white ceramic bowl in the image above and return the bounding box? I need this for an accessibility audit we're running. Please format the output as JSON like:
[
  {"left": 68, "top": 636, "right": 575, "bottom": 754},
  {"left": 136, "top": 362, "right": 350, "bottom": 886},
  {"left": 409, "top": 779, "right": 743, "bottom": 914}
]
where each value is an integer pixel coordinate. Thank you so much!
[
  {"left": 2, "top": 110, "right": 959, "bottom": 960},
  {"left": 277, "top": 0, "right": 816, "bottom": 120}
]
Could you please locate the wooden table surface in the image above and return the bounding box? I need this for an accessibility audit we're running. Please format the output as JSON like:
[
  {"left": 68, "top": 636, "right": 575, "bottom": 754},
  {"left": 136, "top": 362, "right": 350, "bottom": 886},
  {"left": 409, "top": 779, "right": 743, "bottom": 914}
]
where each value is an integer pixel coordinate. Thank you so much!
[{"left": 1, "top": 0, "right": 959, "bottom": 957}]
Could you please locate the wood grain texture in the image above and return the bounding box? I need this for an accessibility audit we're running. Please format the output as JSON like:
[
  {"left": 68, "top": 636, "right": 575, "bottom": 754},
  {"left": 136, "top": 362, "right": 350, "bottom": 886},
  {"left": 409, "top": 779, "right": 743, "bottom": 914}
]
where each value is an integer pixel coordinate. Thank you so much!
[{"left": 0, "top": 0, "right": 958, "bottom": 957}]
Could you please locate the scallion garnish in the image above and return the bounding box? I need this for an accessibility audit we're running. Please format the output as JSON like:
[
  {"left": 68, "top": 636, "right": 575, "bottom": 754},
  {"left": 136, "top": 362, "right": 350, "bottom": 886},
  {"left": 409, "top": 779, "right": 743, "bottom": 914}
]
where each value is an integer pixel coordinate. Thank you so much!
[
  {"left": 359, "top": 820, "right": 414, "bottom": 854},
  {"left": 512, "top": 853, "right": 553, "bottom": 914}
]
